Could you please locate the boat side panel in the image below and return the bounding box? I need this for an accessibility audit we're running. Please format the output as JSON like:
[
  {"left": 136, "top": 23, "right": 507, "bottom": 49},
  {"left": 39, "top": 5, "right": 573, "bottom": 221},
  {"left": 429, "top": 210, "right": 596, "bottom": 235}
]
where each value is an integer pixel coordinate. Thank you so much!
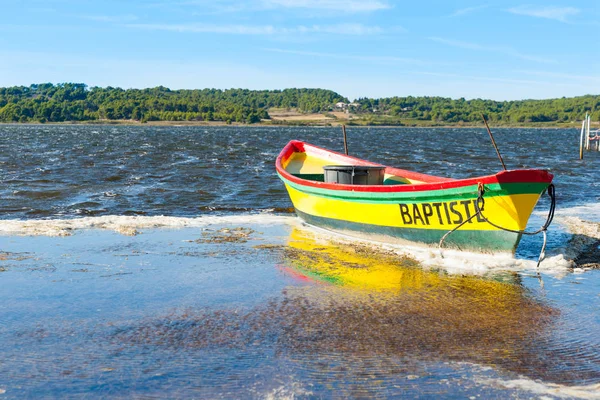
[
  {"left": 295, "top": 209, "right": 522, "bottom": 253},
  {"left": 283, "top": 181, "right": 543, "bottom": 232}
]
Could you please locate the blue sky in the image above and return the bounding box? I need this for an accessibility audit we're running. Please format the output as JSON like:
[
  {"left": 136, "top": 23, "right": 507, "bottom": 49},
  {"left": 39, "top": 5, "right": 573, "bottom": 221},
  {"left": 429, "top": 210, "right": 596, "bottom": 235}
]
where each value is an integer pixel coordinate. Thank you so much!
[{"left": 1, "top": 0, "right": 598, "bottom": 100}]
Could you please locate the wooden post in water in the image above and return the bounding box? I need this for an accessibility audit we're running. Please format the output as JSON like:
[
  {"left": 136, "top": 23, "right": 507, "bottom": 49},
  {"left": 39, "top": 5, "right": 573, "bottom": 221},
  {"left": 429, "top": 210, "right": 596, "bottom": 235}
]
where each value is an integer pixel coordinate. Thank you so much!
[
  {"left": 580, "top": 118, "right": 586, "bottom": 160},
  {"left": 342, "top": 124, "right": 349, "bottom": 155},
  {"left": 586, "top": 114, "right": 591, "bottom": 150}
]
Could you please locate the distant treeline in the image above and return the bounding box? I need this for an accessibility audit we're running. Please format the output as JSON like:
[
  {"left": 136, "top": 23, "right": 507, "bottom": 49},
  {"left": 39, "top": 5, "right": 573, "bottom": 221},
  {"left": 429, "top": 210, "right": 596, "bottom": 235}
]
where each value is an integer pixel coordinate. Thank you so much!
[
  {"left": 354, "top": 95, "right": 600, "bottom": 124},
  {"left": 0, "top": 83, "right": 598, "bottom": 124},
  {"left": 0, "top": 83, "right": 347, "bottom": 123}
]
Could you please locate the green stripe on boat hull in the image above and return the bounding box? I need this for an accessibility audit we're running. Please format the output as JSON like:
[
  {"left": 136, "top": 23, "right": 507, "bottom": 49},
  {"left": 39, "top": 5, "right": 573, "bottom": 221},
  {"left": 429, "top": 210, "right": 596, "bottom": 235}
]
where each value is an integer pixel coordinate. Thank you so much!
[
  {"left": 295, "top": 209, "right": 522, "bottom": 253},
  {"left": 281, "top": 174, "right": 548, "bottom": 205}
]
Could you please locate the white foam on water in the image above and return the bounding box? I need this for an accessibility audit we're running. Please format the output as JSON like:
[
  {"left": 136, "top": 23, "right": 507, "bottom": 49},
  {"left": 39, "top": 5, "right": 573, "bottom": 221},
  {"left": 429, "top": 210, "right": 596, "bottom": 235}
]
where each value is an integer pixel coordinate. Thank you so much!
[
  {"left": 301, "top": 223, "right": 574, "bottom": 278},
  {"left": 399, "top": 207, "right": 600, "bottom": 275},
  {"left": 257, "top": 381, "right": 313, "bottom": 400},
  {"left": 556, "top": 216, "right": 600, "bottom": 240},
  {"left": 478, "top": 377, "right": 600, "bottom": 399},
  {"left": 552, "top": 215, "right": 600, "bottom": 265},
  {"left": 0, "top": 214, "right": 296, "bottom": 237},
  {"left": 555, "top": 203, "right": 600, "bottom": 223},
  {"left": 2, "top": 205, "right": 597, "bottom": 277}
]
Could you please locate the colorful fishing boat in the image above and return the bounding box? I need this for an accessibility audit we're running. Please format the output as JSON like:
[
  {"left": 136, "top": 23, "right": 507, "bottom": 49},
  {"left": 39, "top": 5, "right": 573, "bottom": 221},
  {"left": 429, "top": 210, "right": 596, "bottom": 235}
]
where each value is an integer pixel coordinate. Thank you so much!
[{"left": 276, "top": 140, "right": 554, "bottom": 253}]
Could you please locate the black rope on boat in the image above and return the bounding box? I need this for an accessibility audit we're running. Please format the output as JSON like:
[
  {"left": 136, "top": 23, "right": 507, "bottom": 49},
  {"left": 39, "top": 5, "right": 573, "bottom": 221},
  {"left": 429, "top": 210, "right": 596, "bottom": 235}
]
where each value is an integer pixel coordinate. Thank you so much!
[
  {"left": 438, "top": 183, "right": 487, "bottom": 255},
  {"left": 438, "top": 183, "right": 556, "bottom": 267},
  {"left": 474, "top": 184, "right": 556, "bottom": 237}
]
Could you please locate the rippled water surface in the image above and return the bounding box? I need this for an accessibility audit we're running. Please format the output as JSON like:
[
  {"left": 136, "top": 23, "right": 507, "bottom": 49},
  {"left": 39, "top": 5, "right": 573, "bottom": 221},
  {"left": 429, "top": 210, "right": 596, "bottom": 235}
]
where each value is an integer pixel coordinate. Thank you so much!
[
  {"left": 1, "top": 125, "right": 598, "bottom": 218},
  {"left": 1, "top": 125, "right": 599, "bottom": 398}
]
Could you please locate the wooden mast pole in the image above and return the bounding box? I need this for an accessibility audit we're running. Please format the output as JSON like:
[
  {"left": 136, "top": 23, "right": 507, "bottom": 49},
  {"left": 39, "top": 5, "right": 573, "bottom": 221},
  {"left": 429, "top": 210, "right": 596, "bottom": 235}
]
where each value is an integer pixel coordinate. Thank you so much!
[
  {"left": 342, "top": 125, "right": 349, "bottom": 155},
  {"left": 481, "top": 114, "right": 507, "bottom": 171}
]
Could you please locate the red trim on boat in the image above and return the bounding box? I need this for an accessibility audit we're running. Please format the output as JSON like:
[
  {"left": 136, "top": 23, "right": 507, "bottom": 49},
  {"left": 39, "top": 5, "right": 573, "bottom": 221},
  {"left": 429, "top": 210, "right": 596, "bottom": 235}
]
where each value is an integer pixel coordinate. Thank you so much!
[{"left": 275, "top": 140, "right": 553, "bottom": 193}]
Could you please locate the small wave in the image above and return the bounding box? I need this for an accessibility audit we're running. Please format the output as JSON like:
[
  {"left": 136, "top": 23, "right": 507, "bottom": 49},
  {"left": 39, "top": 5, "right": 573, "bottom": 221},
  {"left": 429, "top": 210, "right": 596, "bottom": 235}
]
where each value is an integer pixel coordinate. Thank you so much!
[
  {"left": 14, "top": 190, "right": 65, "bottom": 200},
  {"left": 256, "top": 382, "right": 313, "bottom": 400},
  {"left": 104, "top": 175, "right": 124, "bottom": 182},
  {"left": 553, "top": 216, "right": 600, "bottom": 268},
  {"left": 0, "top": 211, "right": 594, "bottom": 276},
  {"left": 0, "top": 214, "right": 296, "bottom": 237},
  {"left": 296, "top": 224, "right": 573, "bottom": 278},
  {"left": 478, "top": 377, "right": 600, "bottom": 399},
  {"left": 556, "top": 203, "right": 600, "bottom": 223},
  {"left": 197, "top": 206, "right": 295, "bottom": 214},
  {"left": 169, "top": 155, "right": 199, "bottom": 166}
]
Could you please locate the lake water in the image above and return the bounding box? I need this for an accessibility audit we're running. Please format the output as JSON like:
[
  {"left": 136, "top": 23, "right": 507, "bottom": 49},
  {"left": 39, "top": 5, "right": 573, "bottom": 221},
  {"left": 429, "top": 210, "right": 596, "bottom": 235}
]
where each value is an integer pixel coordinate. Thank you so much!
[{"left": 0, "top": 125, "right": 599, "bottom": 398}]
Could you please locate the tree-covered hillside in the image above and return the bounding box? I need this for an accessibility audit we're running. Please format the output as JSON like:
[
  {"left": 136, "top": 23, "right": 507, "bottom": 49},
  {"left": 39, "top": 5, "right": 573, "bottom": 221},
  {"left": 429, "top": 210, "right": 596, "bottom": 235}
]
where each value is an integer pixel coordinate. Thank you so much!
[
  {"left": 0, "top": 83, "right": 347, "bottom": 123},
  {"left": 0, "top": 83, "right": 598, "bottom": 125},
  {"left": 355, "top": 95, "right": 600, "bottom": 124}
]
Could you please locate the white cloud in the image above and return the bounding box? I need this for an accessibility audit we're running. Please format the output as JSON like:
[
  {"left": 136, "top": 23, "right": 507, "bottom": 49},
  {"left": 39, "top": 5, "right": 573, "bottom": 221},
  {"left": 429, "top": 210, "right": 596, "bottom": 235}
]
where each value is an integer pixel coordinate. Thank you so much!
[
  {"left": 262, "top": 0, "right": 391, "bottom": 12},
  {"left": 429, "top": 37, "right": 556, "bottom": 64},
  {"left": 125, "top": 23, "right": 383, "bottom": 35},
  {"left": 262, "top": 48, "right": 438, "bottom": 66},
  {"left": 448, "top": 5, "right": 488, "bottom": 17},
  {"left": 507, "top": 5, "right": 580, "bottom": 22},
  {"left": 125, "top": 23, "right": 277, "bottom": 35},
  {"left": 157, "top": 0, "right": 255, "bottom": 15},
  {"left": 298, "top": 24, "right": 383, "bottom": 35},
  {"left": 149, "top": 0, "right": 390, "bottom": 14},
  {"left": 429, "top": 37, "right": 484, "bottom": 51},
  {"left": 78, "top": 14, "right": 139, "bottom": 23}
]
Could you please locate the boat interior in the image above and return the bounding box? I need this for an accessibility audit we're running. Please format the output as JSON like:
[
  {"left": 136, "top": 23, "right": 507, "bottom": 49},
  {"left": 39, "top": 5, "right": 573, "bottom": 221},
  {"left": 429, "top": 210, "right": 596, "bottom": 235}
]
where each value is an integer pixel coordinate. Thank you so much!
[{"left": 279, "top": 143, "right": 458, "bottom": 186}]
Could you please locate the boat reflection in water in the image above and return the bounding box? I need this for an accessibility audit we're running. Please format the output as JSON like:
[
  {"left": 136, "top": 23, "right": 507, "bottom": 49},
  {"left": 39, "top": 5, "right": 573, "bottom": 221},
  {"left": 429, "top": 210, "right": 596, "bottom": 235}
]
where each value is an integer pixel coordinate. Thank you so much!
[
  {"left": 278, "top": 228, "right": 578, "bottom": 384},
  {"left": 282, "top": 227, "right": 523, "bottom": 290},
  {"left": 115, "top": 228, "right": 600, "bottom": 394}
]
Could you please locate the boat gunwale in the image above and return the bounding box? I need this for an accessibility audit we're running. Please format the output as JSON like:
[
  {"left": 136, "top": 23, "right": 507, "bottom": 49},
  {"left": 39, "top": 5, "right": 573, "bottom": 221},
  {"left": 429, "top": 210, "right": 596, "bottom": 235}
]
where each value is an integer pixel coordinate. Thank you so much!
[{"left": 275, "top": 140, "right": 554, "bottom": 193}]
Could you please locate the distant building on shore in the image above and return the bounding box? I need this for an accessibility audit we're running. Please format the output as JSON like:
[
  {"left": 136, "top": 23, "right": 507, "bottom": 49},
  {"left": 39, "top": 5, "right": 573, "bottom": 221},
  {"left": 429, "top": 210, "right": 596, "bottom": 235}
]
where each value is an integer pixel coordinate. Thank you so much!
[{"left": 336, "top": 102, "right": 360, "bottom": 110}]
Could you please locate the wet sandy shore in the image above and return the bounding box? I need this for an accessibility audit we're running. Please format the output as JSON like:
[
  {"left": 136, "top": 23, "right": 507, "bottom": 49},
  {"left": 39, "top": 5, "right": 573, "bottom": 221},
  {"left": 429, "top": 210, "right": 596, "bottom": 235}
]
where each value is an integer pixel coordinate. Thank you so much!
[{"left": 1, "top": 220, "right": 600, "bottom": 398}]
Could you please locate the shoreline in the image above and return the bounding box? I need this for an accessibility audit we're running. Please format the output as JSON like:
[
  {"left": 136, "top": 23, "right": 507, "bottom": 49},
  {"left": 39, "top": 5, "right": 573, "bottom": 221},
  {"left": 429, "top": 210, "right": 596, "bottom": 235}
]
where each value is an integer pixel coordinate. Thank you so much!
[{"left": 0, "top": 120, "right": 583, "bottom": 129}]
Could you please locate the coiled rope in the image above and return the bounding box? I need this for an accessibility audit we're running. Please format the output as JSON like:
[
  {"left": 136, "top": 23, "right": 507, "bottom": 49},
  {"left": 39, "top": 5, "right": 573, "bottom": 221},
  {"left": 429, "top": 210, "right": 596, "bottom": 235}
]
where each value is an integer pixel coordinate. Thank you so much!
[{"left": 439, "top": 183, "right": 556, "bottom": 267}]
